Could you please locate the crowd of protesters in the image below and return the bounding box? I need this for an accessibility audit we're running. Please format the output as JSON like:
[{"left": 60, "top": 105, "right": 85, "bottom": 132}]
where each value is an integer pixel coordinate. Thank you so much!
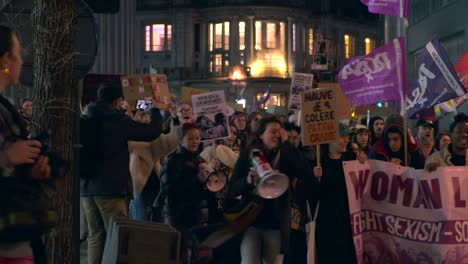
[{"left": 77, "top": 76, "right": 468, "bottom": 264}]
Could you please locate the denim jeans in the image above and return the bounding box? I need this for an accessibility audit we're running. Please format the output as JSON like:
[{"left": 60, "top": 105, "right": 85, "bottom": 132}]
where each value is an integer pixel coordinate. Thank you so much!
[
  {"left": 81, "top": 196, "right": 127, "bottom": 264},
  {"left": 240, "top": 227, "right": 281, "bottom": 264}
]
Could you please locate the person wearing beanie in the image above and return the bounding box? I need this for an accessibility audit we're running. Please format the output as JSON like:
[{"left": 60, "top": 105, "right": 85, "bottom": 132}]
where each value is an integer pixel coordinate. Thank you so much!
[
  {"left": 414, "top": 119, "right": 436, "bottom": 160},
  {"left": 350, "top": 124, "right": 371, "bottom": 155},
  {"left": 369, "top": 116, "right": 384, "bottom": 146},
  {"left": 80, "top": 83, "right": 163, "bottom": 264},
  {"left": 230, "top": 111, "right": 248, "bottom": 150},
  {"left": 369, "top": 114, "right": 425, "bottom": 169}
]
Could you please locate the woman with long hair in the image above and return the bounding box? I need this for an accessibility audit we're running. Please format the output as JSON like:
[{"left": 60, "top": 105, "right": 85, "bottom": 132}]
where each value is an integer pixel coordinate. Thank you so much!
[
  {"left": 245, "top": 111, "right": 263, "bottom": 148},
  {"left": 0, "top": 25, "right": 52, "bottom": 264},
  {"left": 227, "top": 116, "right": 312, "bottom": 264}
]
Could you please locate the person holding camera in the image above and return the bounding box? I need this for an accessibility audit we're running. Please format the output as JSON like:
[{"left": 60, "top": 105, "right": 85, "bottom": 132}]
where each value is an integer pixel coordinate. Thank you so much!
[{"left": 0, "top": 25, "right": 51, "bottom": 264}]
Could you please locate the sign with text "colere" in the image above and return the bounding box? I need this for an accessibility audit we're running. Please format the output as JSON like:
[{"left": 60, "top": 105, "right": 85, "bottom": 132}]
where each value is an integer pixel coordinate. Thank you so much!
[{"left": 300, "top": 88, "right": 338, "bottom": 146}]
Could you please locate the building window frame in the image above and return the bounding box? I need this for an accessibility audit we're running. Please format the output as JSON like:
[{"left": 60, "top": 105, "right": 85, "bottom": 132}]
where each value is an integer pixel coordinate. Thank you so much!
[{"left": 144, "top": 23, "right": 172, "bottom": 52}]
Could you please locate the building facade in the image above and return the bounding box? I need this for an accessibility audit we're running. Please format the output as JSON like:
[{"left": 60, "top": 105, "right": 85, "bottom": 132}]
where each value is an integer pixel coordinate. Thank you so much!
[{"left": 135, "top": 0, "right": 382, "bottom": 82}]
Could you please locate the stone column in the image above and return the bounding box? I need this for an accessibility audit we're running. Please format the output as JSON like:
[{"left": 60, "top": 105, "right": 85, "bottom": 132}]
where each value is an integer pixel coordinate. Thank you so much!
[
  {"left": 246, "top": 16, "right": 255, "bottom": 67},
  {"left": 230, "top": 16, "right": 240, "bottom": 66},
  {"left": 286, "top": 16, "right": 293, "bottom": 77}
]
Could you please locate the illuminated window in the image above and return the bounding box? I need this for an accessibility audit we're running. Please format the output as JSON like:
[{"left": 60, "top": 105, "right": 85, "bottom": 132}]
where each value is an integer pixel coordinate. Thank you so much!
[
  {"left": 239, "top": 21, "right": 245, "bottom": 50},
  {"left": 365, "top": 37, "right": 374, "bottom": 55},
  {"left": 308, "top": 28, "right": 314, "bottom": 55},
  {"left": 214, "top": 54, "right": 222, "bottom": 73},
  {"left": 145, "top": 26, "right": 151, "bottom": 51},
  {"left": 209, "top": 24, "right": 213, "bottom": 51},
  {"left": 144, "top": 24, "right": 172, "bottom": 52},
  {"left": 224, "top": 22, "right": 230, "bottom": 50},
  {"left": 292, "top": 24, "right": 296, "bottom": 52},
  {"left": 255, "top": 21, "right": 262, "bottom": 50},
  {"left": 344, "top": 34, "right": 355, "bottom": 59},
  {"left": 215, "top": 23, "right": 223, "bottom": 49},
  {"left": 266, "top": 23, "right": 276, "bottom": 49}
]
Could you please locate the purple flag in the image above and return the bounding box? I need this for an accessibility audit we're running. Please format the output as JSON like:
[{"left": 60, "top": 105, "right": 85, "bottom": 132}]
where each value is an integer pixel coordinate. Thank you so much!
[
  {"left": 406, "top": 39, "right": 467, "bottom": 118},
  {"left": 338, "top": 37, "right": 406, "bottom": 106},
  {"left": 361, "top": 0, "right": 408, "bottom": 18}
]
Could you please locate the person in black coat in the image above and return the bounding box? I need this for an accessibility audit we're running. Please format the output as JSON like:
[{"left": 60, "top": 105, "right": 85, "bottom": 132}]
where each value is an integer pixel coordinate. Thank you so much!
[
  {"left": 80, "top": 83, "right": 162, "bottom": 264},
  {"left": 155, "top": 123, "right": 217, "bottom": 263},
  {"left": 226, "top": 116, "right": 313, "bottom": 264},
  {"left": 310, "top": 123, "right": 358, "bottom": 264}
]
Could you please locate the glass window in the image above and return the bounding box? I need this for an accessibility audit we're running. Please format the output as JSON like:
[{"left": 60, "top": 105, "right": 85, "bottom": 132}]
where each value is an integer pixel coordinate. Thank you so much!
[
  {"left": 224, "top": 22, "right": 230, "bottom": 50},
  {"left": 266, "top": 23, "right": 276, "bottom": 49},
  {"left": 144, "top": 23, "right": 172, "bottom": 52},
  {"left": 308, "top": 28, "right": 314, "bottom": 55},
  {"left": 365, "top": 37, "right": 374, "bottom": 55},
  {"left": 215, "top": 54, "right": 222, "bottom": 73},
  {"left": 239, "top": 21, "right": 245, "bottom": 50},
  {"left": 255, "top": 21, "right": 262, "bottom": 50},
  {"left": 292, "top": 24, "right": 296, "bottom": 52},
  {"left": 145, "top": 25, "right": 151, "bottom": 51},
  {"left": 167, "top": 25, "right": 172, "bottom": 51},
  {"left": 152, "top": 24, "right": 165, "bottom": 51},
  {"left": 215, "top": 23, "right": 223, "bottom": 49},
  {"left": 209, "top": 24, "right": 213, "bottom": 51},
  {"left": 256, "top": 93, "right": 282, "bottom": 109},
  {"left": 344, "top": 34, "right": 355, "bottom": 59}
]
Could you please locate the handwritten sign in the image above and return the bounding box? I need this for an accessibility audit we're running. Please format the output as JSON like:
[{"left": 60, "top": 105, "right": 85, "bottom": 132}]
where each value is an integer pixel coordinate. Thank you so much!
[
  {"left": 121, "top": 74, "right": 170, "bottom": 109},
  {"left": 344, "top": 160, "right": 468, "bottom": 264},
  {"left": 288, "top": 72, "right": 314, "bottom": 110},
  {"left": 300, "top": 88, "right": 338, "bottom": 146},
  {"left": 192, "top": 91, "right": 230, "bottom": 141}
]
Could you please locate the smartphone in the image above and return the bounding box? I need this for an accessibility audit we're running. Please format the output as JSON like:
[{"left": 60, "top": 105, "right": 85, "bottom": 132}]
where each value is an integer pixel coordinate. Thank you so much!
[{"left": 136, "top": 100, "right": 153, "bottom": 110}]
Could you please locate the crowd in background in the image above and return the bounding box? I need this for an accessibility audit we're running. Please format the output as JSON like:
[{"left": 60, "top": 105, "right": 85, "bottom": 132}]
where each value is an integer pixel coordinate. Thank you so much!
[{"left": 78, "top": 82, "right": 468, "bottom": 264}]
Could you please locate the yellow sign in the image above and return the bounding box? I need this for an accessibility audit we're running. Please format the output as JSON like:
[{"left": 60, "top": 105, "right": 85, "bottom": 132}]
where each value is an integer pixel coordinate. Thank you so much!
[
  {"left": 181, "top": 86, "right": 209, "bottom": 104},
  {"left": 121, "top": 74, "right": 170, "bottom": 109}
]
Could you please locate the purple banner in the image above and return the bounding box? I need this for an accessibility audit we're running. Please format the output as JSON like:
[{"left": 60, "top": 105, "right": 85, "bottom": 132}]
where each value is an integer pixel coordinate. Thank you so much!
[
  {"left": 361, "top": 0, "right": 408, "bottom": 18},
  {"left": 406, "top": 39, "right": 466, "bottom": 118},
  {"left": 338, "top": 37, "right": 406, "bottom": 106}
]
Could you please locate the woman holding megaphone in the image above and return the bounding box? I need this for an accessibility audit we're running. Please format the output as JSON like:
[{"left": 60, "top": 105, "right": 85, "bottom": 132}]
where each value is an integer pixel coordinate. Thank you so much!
[{"left": 226, "top": 116, "right": 313, "bottom": 264}]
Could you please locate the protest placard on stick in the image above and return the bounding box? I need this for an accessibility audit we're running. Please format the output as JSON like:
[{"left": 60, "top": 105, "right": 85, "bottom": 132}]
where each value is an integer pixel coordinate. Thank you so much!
[
  {"left": 300, "top": 88, "right": 338, "bottom": 146},
  {"left": 289, "top": 72, "right": 314, "bottom": 110},
  {"left": 192, "top": 90, "right": 230, "bottom": 141},
  {"left": 121, "top": 74, "right": 171, "bottom": 109}
]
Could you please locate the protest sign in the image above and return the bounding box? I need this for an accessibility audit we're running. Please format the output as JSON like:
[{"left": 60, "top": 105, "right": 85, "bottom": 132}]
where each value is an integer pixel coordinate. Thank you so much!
[
  {"left": 300, "top": 88, "right": 338, "bottom": 146},
  {"left": 192, "top": 90, "right": 230, "bottom": 141},
  {"left": 406, "top": 39, "right": 466, "bottom": 118},
  {"left": 339, "top": 37, "right": 406, "bottom": 106},
  {"left": 121, "top": 74, "right": 171, "bottom": 109},
  {"left": 289, "top": 73, "right": 314, "bottom": 110},
  {"left": 361, "top": 0, "right": 408, "bottom": 18},
  {"left": 344, "top": 160, "right": 468, "bottom": 264},
  {"left": 181, "top": 86, "right": 209, "bottom": 104}
]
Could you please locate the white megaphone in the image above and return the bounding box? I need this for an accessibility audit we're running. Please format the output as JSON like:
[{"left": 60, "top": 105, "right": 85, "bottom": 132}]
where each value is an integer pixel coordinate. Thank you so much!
[
  {"left": 198, "top": 163, "right": 228, "bottom": 192},
  {"left": 250, "top": 149, "right": 289, "bottom": 199}
]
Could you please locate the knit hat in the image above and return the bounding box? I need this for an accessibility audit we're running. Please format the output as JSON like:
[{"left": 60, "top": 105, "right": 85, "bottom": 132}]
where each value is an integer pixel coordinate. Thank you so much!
[
  {"left": 97, "top": 83, "right": 124, "bottom": 103},
  {"left": 230, "top": 111, "right": 247, "bottom": 123}
]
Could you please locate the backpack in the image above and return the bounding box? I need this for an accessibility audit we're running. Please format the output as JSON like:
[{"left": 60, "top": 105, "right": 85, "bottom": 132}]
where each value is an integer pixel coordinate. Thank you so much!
[{"left": 79, "top": 114, "right": 102, "bottom": 179}]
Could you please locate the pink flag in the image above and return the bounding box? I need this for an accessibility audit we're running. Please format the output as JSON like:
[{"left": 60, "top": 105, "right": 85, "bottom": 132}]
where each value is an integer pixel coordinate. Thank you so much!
[
  {"left": 338, "top": 37, "right": 406, "bottom": 106},
  {"left": 361, "top": 0, "right": 408, "bottom": 18}
]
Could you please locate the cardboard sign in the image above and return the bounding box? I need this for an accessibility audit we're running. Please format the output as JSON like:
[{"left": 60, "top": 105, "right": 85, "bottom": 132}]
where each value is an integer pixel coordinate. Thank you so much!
[
  {"left": 192, "top": 90, "right": 230, "bottom": 141},
  {"left": 181, "top": 86, "right": 209, "bottom": 104},
  {"left": 301, "top": 88, "right": 338, "bottom": 146},
  {"left": 121, "top": 74, "right": 170, "bottom": 109},
  {"left": 289, "top": 72, "right": 314, "bottom": 110}
]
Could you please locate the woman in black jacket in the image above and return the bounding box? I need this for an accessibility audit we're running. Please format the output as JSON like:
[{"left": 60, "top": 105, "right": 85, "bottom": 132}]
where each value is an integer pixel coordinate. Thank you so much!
[
  {"left": 157, "top": 123, "right": 216, "bottom": 263},
  {"left": 226, "top": 116, "right": 312, "bottom": 264}
]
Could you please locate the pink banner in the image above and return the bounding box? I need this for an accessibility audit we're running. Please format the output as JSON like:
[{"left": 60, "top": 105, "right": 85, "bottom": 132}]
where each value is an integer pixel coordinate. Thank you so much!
[{"left": 344, "top": 160, "right": 468, "bottom": 264}]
